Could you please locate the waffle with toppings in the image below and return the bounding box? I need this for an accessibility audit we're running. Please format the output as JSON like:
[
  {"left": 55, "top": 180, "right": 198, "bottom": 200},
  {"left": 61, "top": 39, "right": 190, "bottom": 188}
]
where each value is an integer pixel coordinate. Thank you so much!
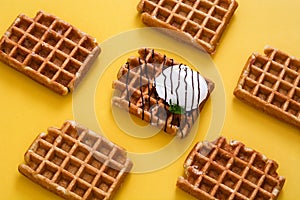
[
  {"left": 234, "top": 46, "right": 300, "bottom": 129},
  {"left": 177, "top": 136, "right": 285, "bottom": 200},
  {"left": 112, "top": 48, "right": 214, "bottom": 138},
  {"left": 18, "top": 120, "right": 133, "bottom": 200},
  {"left": 0, "top": 11, "right": 100, "bottom": 95},
  {"left": 137, "top": 0, "right": 238, "bottom": 54}
]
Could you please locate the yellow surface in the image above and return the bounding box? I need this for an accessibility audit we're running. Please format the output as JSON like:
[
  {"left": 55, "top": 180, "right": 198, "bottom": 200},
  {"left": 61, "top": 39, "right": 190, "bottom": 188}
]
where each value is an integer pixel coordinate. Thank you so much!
[{"left": 0, "top": 0, "right": 299, "bottom": 199}]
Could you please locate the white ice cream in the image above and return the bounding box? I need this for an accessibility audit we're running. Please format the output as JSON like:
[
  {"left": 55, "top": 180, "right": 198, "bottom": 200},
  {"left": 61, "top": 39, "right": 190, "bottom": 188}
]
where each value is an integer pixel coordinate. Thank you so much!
[{"left": 155, "top": 64, "right": 208, "bottom": 112}]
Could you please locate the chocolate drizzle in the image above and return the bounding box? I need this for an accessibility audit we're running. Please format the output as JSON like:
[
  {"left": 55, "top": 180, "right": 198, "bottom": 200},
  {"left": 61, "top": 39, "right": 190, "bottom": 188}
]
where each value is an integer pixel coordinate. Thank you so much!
[
  {"left": 174, "top": 64, "right": 183, "bottom": 136},
  {"left": 125, "top": 62, "right": 131, "bottom": 108},
  {"left": 184, "top": 67, "right": 188, "bottom": 111},
  {"left": 162, "top": 55, "right": 168, "bottom": 132},
  {"left": 152, "top": 50, "right": 157, "bottom": 102},
  {"left": 178, "top": 117, "right": 183, "bottom": 138},
  {"left": 191, "top": 70, "right": 195, "bottom": 123},
  {"left": 197, "top": 71, "right": 201, "bottom": 116},
  {"left": 151, "top": 50, "right": 159, "bottom": 126},
  {"left": 175, "top": 64, "right": 182, "bottom": 105},
  {"left": 170, "top": 62, "right": 174, "bottom": 130},
  {"left": 138, "top": 58, "right": 145, "bottom": 120},
  {"left": 184, "top": 68, "right": 189, "bottom": 132},
  {"left": 151, "top": 49, "right": 155, "bottom": 62},
  {"left": 170, "top": 59, "right": 174, "bottom": 95},
  {"left": 144, "top": 49, "right": 151, "bottom": 114},
  {"left": 162, "top": 61, "right": 168, "bottom": 104},
  {"left": 183, "top": 68, "right": 189, "bottom": 134}
]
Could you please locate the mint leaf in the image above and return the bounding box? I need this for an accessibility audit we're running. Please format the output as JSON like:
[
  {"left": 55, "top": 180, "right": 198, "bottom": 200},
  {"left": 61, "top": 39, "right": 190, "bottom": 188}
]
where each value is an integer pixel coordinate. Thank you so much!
[{"left": 169, "top": 100, "right": 185, "bottom": 114}]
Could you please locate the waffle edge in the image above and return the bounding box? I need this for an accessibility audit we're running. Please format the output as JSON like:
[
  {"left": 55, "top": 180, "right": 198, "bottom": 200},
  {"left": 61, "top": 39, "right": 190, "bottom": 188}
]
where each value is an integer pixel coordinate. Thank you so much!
[
  {"left": 18, "top": 120, "right": 133, "bottom": 200},
  {"left": 137, "top": 0, "right": 238, "bottom": 54},
  {"left": 0, "top": 11, "right": 101, "bottom": 95},
  {"left": 234, "top": 46, "right": 300, "bottom": 129},
  {"left": 177, "top": 136, "right": 285, "bottom": 200}
]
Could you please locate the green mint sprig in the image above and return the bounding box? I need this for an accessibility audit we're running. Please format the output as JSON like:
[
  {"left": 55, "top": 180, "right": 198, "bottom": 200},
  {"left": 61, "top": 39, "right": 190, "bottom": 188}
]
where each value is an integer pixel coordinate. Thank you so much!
[{"left": 169, "top": 100, "right": 185, "bottom": 114}]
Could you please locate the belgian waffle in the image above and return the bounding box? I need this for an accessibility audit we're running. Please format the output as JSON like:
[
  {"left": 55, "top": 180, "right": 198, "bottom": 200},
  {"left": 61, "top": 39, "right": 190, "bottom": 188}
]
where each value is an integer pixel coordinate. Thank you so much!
[
  {"left": 18, "top": 120, "right": 133, "bottom": 200},
  {"left": 234, "top": 46, "right": 300, "bottom": 129},
  {"left": 112, "top": 48, "right": 214, "bottom": 138},
  {"left": 0, "top": 11, "right": 101, "bottom": 95},
  {"left": 177, "top": 136, "right": 285, "bottom": 200},
  {"left": 137, "top": 0, "right": 238, "bottom": 54}
]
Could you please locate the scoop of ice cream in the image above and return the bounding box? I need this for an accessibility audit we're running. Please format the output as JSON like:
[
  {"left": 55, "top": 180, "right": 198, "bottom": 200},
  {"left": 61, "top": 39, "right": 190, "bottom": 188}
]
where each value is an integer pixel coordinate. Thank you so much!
[{"left": 154, "top": 64, "right": 208, "bottom": 112}]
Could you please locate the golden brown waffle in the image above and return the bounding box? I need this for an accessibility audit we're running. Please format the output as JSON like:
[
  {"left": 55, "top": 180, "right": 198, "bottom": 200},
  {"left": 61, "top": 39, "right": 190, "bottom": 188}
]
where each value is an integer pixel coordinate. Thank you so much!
[
  {"left": 137, "top": 0, "right": 238, "bottom": 54},
  {"left": 234, "top": 46, "right": 300, "bottom": 129},
  {"left": 112, "top": 48, "right": 214, "bottom": 138},
  {"left": 0, "top": 11, "right": 100, "bottom": 95},
  {"left": 18, "top": 120, "right": 133, "bottom": 200},
  {"left": 177, "top": 136, "right": 285, "bottom": 200}
]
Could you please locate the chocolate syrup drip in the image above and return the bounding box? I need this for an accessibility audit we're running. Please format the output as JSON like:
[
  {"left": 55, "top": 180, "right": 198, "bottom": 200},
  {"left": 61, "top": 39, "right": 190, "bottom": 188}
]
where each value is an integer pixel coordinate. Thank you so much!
[
  {"left": 162, "top": 65, "right": 167, "bottom": 104},
  {"left": 152, "top": 50, "right": 159, "bottom": 126},
  {"left": 170, "top": 62, "right": 174, "bottom": 130},
  {"left": 178, "top": 116, "right": 183, "bottom": 138},
  {"left": 183, "top": 68, "right": 189, "bottom": 129},
  {"left": 191, "top": 70, "right": 195, "bottom": 123},
  {"left": 175, "top": 64, "right": 182, "bottom": 105},
  {"left": 162, "top": 55, "right": 168, "bottom": 132},
  {"left": 125, "top": 62, "right": 131, "bottom": 108},
  {"left": 152, "top": 49, "right": 157, "bottom": 89},
  {"left": 197, "top": 71, "right": 201, "bottom": 116},
  {"left": 138, "top": 58, "right": 145, "bottom": 120},
  {"left": 170, "top": 59, "right": 174, "bottom": 95},
  {"left": 184, "top": 67, "right": 188, "bottom": 111},
  {"left": 151, "top": 49, "right": 155, "bottom": 61},
  {"left": 144, "top": 49, "right": 152, "bottom": 122}
]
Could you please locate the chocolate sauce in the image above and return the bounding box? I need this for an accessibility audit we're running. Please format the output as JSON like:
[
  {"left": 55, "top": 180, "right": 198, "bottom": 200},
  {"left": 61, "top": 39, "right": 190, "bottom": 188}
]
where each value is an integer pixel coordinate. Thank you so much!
[
  {"left": 184, "top": 67, "right": 188, "bottom": 111},
  {"left": 191, "top": 70, "right": 195, "bottom": 123},
  {"left": 151, "top": 49, "right": 155, "bottom": 62},
  {"left": 183, "top": 68, "right": 189, "bottom": 130},
  {"left": 162, "top": 55, "right": 168, "bottom": 132},
  {"left": 151, "top": 50, "right": 160, "bottom": 126},
  {"left": 178, "top": 116, "right": 183, "bottom": 138},
  {"left": 125, "top": 62, "right": 131, "bottom": 108},
  {"left": 143, "top": 49, "right": 153, "bottom": 123},
  {"left": 144, "top": 51, "right": 151, "bottom": 111},
  {"left": 170, "top": 62, "right": 174, "bottom": 130},
  {"left": 197, "top": 71, "right": 201, "bottom": 116},
  {"left": 175, "top": 64, "right": 182, "bottom": 105},
  {"left": 138, "top": 57, "right": 145, "bottom": 120},
  {"left": 152, "top": 50, "right": 157, "bottom": 89},
  {"left": 191, "top": 70, "right": 195, "bottom": 109},
  {"left": 162, "top": 63, "right": 167, "bottom": 104},
  {"left": 170, "top": 59, "right": 174, "bottom": 95}
]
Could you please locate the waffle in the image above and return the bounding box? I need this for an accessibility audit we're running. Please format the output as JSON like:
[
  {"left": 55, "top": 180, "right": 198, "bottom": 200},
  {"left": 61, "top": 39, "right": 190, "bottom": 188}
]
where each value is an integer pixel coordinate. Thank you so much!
[
  {"left": 177, "top": 136, "right": 285, "bottom": 200},
  {"left": 112, "top": 48, "right": 214, "bottom": 138},
  {"left": 18, "top": 120, "right": 133, "bottom": 200},
  {"left": 137, "top": 0, "right": 238, "bottom": 54},
  {"left": 0, "top": 11, "right": 101, "bottom": 95},
  {"left": 234, "top": 46, "right": 300, "bottom": 129}
]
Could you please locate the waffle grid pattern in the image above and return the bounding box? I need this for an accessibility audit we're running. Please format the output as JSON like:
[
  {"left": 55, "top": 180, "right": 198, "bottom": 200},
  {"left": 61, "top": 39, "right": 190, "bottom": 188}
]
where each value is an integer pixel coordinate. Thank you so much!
[
  {"left": 177, "top": 137, "right": 285, "bottom": 200},
  {"left": 234, "top": 47, "right": 300, "bottom": 128},
  {"left": 112, "top": 48, "right": 214, "bottom": 137},
  {"left": 18, "top": 121, "right": 133, "bottom": 200},
  {"left": 137, "top": 0, "right": 238, "bottom": 54},
  {"left": 0, "top": 11, "right": 100, "bottom": 95}
]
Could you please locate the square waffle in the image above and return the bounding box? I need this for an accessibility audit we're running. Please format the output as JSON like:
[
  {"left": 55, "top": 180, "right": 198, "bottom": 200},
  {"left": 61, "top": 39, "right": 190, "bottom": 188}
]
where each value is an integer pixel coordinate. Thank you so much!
[
  {"left": 112, "top": 48, "right": 214, "bottom": 138},
  {"left": 137, "top": 0, "right": 238, "bottom": 54},
  {"left": 177, "top": 136, "right": 285, "bottom": 200},
  {"left": 0, "top": 11, "right": 101, "bottom": 95},
  {"left": 18, "top": 120, "right": 133, "bottom": 200},
  {"left": 234, "top": 46, "right": 300, "bottom": 129}
]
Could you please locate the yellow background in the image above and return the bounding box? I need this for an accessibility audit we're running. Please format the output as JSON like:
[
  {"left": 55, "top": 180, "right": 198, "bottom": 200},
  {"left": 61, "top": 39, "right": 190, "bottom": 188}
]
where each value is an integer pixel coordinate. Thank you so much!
[{"left": 0, "top": 0, "right": 299, "bottom": 199}]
